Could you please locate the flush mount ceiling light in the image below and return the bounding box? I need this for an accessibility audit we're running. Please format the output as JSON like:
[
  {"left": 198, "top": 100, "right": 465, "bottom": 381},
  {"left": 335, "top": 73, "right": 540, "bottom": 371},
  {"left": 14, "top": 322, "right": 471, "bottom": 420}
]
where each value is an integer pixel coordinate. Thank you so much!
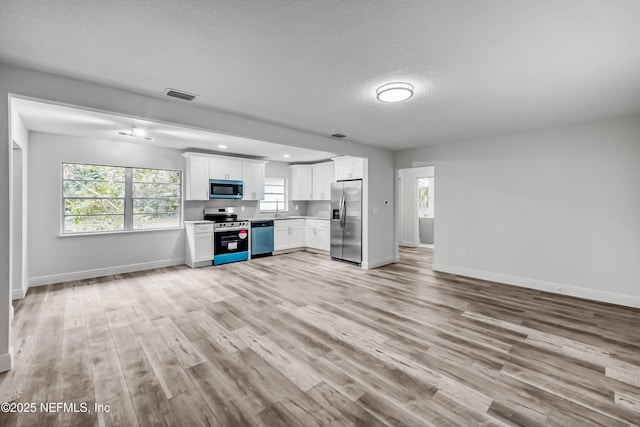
[
  {"left": 283, "top": 154, "right": 290, "bottom": 158},
  {"left": 117, "top": 126, "right": 153, "bottom": 141},
  {"left": 376, "top": 82, "right": 414, "bottom": 103},
  {"left": 218, "top": 144, "right": 227, "bottom": 149}
]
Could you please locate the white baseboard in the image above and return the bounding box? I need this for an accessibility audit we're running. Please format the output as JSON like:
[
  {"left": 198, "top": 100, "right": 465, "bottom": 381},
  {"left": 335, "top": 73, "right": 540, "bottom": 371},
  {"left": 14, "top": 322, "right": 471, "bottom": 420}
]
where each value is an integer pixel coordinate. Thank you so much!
[
  {"left": 394, "top": 254, "right": 401, "bottom": 263},
  {"left": 433, "top": 263, "right": 640, "bottom": 309},
  {"left": 12, "top": 287, "right": 26, "bottom": 300},
  {"left": 0, "top": 352, "right": 12, "bottom": 373},
  {"left": 363, "top": 256, "right": 396, "bottom": 270},
  {"left": 28, "top": 257, "right": 185, "bottom": 288}
]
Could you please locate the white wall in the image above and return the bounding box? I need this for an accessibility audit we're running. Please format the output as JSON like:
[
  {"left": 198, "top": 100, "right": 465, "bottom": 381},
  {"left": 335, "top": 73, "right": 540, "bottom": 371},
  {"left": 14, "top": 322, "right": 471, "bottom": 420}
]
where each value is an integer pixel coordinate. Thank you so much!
[
  {"left": 27, "top": 132, "right": 186, "bottom": 285},
  {"left": 0, "top": 62, "right": 396, "bottom": 371},
  {"left": 395, "top": 115, "right": 640, "bottom": 307}
]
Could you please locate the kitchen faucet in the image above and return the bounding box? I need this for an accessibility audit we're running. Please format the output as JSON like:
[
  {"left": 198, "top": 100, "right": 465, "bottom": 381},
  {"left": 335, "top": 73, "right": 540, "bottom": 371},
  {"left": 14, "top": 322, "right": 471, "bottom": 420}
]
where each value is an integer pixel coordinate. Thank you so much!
[{"left": 275, "top": 201, "right": 281, "bottom": 218}]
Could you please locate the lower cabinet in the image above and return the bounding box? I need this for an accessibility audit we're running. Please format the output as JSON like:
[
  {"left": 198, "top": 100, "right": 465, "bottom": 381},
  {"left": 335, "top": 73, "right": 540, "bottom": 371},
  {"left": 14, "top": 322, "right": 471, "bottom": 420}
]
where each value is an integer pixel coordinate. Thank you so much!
[
  {"left": 306, "top": 220, "right": 330, "bottom": 251},
  {"left": 274, "top": 219, "right": 305, "bottom": 251},
  {"left": 274, "top": 218, "right": 330, "bottom": 252},
  {"left": 185, "top": 222, "right": 214, "bottom": 267}
]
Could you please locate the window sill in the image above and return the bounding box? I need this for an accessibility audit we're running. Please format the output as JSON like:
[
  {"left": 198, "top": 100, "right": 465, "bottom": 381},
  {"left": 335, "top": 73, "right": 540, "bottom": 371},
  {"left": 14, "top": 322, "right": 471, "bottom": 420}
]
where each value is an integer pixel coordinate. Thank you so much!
[{"left": 59, "top": 227, "right": 184, "bottom": 237}]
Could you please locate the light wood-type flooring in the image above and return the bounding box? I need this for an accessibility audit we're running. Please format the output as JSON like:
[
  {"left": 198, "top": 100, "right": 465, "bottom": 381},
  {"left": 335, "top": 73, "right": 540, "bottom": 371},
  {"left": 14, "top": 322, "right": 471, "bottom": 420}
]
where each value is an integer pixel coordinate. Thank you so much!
[{"left": 2, "top": 247, "right": 640, "bottom": 426}]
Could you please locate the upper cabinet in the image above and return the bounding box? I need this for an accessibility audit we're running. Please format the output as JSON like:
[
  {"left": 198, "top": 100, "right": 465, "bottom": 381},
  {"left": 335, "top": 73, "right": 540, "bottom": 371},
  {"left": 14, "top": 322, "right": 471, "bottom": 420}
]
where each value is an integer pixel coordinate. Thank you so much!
[
  {"left": 184, "top": 154, "right": 210, "bottom": 200},
  {"left": 242, "top": 161, "right": 266, "bottom": 201},
  {"left": 333, "top": 156, "right": 364, "bottom": 181},
  {"left": 290, "top": 165, "right": 313, "bottom": 200},
  {"left": 209, "top": 157, "right": 242, "bottom": 181},
  {"left": 291, "top": 162, "right": 334, "bottom": 201},
  {"left": 183, "top": 152, "right": 267, "bottom": 201},
  {"left": 312, "top": 162, "right": 334, "bottom": 201}
]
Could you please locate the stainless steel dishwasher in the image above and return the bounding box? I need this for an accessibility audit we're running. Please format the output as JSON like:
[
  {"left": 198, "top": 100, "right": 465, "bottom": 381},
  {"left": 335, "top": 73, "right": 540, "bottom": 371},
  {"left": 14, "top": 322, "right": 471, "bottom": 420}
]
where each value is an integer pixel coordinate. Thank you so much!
[{"left": 250, "top": 220, "right": 274, "bottom": 258}]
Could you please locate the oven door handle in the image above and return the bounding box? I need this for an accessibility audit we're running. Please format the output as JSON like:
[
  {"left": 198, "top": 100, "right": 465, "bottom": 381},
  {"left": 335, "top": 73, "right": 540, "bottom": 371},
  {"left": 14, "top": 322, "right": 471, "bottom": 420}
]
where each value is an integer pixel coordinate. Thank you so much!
[{"left": 214, "top": 227, "right": 249, "bottom": 232}]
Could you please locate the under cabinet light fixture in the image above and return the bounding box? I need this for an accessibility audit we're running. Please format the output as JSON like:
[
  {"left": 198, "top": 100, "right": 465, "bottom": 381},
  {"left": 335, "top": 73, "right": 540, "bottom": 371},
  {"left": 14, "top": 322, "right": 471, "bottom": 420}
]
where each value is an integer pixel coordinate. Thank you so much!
[
  {"left": 376, "top": 82, "right": 414, "bottom": 103},
  {"left": 117, "top": 126, "right": 153, "bottom": 141}
]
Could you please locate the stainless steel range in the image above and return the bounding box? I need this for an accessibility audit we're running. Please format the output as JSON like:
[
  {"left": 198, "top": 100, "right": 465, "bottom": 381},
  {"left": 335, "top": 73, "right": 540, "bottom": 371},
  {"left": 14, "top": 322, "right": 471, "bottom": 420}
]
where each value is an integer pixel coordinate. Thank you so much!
[{"left": 204, "top": 208, "right": 249, "bottom": 265}]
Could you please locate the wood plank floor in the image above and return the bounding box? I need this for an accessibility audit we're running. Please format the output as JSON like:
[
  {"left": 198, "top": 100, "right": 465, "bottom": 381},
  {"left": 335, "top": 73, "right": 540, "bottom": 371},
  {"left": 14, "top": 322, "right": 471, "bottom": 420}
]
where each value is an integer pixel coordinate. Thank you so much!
[{"left": 2, "top": 247, "right": 640, "bottom": 426}]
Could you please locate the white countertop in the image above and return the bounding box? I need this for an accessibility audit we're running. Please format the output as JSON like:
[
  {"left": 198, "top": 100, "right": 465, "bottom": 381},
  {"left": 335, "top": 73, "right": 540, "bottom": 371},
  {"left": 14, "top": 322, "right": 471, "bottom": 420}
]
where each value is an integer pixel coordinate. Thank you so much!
[
  {"left": 270, "top": 216, "right": 329, "bottom": 221},
  {"left": 184, "top": 216, "right": 330, "bottom": 224}
]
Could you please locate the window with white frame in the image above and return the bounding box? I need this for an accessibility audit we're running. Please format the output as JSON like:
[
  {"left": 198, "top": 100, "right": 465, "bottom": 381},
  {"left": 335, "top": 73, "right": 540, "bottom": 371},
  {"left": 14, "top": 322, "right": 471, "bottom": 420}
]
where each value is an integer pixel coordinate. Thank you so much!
[
  {"left": 259, "top": 177, "right": 288, "bottom": 212},
  {"left": 62, "top": 163, "right": 181, "bottom": 234}
]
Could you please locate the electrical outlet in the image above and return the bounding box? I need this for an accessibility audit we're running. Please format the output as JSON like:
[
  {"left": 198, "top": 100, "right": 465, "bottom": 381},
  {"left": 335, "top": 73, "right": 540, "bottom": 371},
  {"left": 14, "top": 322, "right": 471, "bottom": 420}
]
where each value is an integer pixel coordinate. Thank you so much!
[
  {"left": 459, "top": 249, "right": 466, "bottom": 258},
  {"left": 295, "top": 204, "right": 299, "bottom": 211}
]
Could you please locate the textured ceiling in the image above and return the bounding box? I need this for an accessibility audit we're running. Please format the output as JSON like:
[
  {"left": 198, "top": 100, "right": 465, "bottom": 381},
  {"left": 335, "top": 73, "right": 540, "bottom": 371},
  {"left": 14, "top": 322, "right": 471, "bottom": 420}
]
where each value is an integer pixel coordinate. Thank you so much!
[{"left": 2, "top": 1, "right": 640, "bottom": 149}]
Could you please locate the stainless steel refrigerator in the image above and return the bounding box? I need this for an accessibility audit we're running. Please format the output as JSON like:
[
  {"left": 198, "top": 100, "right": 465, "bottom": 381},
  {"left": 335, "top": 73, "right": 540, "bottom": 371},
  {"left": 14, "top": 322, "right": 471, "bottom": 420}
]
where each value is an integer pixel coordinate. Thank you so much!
[{"left": 330, "top": 180, "right": 362, "bottom": 264}]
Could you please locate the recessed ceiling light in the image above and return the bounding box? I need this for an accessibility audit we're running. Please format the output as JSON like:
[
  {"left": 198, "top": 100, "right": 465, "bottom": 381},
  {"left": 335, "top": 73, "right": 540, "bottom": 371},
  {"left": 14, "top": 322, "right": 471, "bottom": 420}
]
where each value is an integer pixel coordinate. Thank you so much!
[
  {"left": 283, "top": 154, "right": 290, "bottom": 158},
  {"left": 117, "top": 126, "right": 153, "bottom": 141},
  {"left": 218, "top": 144, "right": 227, "bottom": 149},
  {"left": 376, "top": 82, "right": 414, "bottom": 103}
]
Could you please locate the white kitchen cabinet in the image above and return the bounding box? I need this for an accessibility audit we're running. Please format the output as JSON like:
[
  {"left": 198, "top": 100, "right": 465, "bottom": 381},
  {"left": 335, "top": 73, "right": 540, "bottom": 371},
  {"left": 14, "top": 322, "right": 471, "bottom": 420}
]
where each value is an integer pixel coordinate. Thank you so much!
[
  {"left": 242, "top": 161, "right": 266, "bottom": 200},
  {"left": 306, "top": 219, "right": 330, "bottom": 251},
  {"left": 290, "top": 165, "right": 313, "bottom": 200},
  {"left": 312, "top": 162, "right": 334, "bottom": 200},
  {"left": 209, "top": 157, "right": 242, "bottom": 181},
  {"left": 184, "top": 222, "right": 214, "bottom": 267},
  {"left": 333, "top": 156, "right": 364, "bottom": 181},
  {"left": 274, "top": 223, "right": 290, "bottom": 251},
  {"left": 274, "top": 219, "right": 305, "bottom": 250},
  {"left": 184, "top": 154, "right": 210, "bottom": 200},
  {"left": 289, "top": 221, "right": 305, "bottom": 248}
]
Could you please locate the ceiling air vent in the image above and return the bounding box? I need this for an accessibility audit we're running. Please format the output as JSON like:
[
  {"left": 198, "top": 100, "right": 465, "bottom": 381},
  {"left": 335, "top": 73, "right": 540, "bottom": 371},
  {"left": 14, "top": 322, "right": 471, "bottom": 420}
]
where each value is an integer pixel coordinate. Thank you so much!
[
  {"left": 331, "top": 133, "right": 347, "bottom": 139},
  {"left": 163, "top": 88, "right": 197, "bottom": 101}
]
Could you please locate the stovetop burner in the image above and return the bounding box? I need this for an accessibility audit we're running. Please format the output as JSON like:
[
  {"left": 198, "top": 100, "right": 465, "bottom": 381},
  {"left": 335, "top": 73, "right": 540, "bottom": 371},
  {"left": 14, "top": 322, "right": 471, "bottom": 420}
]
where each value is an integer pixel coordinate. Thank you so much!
[{"left": 203, "top": 207, "right": 248, "bottom": 229}]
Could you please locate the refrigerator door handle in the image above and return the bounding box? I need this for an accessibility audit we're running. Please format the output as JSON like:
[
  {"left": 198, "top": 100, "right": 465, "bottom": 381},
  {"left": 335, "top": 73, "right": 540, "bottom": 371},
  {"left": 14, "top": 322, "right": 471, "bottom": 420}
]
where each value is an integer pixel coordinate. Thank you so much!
[{"left": 340, "top": 195, "right": 347, "bottom": 229}]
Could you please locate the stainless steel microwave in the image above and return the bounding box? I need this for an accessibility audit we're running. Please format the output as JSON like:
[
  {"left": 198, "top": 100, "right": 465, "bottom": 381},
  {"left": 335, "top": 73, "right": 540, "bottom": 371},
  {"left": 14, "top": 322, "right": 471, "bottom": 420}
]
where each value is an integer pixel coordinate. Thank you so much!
[{"left": 209, "top": 179, "right": 243, "bottom": 199}]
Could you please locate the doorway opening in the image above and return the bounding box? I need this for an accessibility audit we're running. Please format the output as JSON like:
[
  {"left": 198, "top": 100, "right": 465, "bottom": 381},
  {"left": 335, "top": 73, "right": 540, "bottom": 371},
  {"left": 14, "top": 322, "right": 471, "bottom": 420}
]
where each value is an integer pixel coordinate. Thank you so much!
[
  {"left": 398, "top": 166, "right": 435, "bottom": 256},
  {"left": 417, "top": 176, "right": 434, "bottom": 249}
]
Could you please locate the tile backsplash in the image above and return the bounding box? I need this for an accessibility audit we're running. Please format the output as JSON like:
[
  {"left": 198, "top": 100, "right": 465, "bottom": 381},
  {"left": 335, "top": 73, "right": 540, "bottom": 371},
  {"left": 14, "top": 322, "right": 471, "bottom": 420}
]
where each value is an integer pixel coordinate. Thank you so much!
[{"left": 184, "top": 199, "right": 308, "bottom": 221}]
